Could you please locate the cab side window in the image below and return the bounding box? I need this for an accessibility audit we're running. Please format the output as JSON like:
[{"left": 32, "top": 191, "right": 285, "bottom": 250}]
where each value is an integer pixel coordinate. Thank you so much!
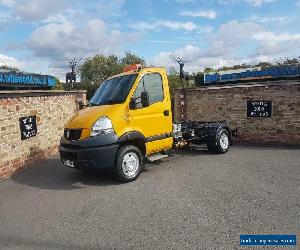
[{"left": 133, "top": 73, "right": 164, "bottom": 109}]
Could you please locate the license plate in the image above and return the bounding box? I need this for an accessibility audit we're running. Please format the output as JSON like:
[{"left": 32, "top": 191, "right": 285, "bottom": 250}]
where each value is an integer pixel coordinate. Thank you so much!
[{"left": 63, "top": 159, "right": 75, "bottom": 168}]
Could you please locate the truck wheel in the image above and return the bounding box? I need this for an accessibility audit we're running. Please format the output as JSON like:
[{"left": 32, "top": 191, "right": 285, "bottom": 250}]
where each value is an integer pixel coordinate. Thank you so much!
[
  {"left": 115, "top": 145, "right": 143, "bottom": 183},
  {"left": 207, "top": 129, "right": 230, "bottom": 154},
  {"left": 215, "top": 129, "right": 230, "bottom": 154}
]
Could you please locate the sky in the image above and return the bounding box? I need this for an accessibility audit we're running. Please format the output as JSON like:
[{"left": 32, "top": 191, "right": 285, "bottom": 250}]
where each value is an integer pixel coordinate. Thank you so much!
[{"left": 0, "top": 0, "right": 300, "bottom": 79}]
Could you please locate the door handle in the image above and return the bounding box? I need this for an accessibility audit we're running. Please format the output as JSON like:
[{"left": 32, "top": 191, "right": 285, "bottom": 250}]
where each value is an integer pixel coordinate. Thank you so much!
[{"left": 163, "top": 110, "right": 169, "bottom": 116}]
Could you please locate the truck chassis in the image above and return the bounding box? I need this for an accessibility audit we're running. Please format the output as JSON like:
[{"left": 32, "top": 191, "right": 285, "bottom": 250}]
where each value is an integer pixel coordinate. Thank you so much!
[{"left": 173, "top": 120, "right": 232, "bottom": 153}]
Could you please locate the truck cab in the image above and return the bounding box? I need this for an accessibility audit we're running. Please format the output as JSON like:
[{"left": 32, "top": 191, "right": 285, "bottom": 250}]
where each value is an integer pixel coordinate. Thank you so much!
[
  {"left": 60, "top": 66, "right": 174, "bottom": 182},
  {"left": 59, "top": 65, "right": 232, "bottom": 182}
]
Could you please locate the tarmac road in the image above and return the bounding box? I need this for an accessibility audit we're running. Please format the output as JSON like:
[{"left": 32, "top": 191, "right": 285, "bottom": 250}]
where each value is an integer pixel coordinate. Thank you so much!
[{"left": 0, "top": 146, "right": 299, "bottom": 250}]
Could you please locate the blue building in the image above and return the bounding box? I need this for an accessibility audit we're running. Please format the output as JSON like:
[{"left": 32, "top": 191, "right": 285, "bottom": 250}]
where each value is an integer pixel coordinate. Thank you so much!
[
  {"left": 0, "top": 69, "right": 56, "bottom": 90},
  {"left": 204, "top": 64, "right": 300, "bottom": 85}
]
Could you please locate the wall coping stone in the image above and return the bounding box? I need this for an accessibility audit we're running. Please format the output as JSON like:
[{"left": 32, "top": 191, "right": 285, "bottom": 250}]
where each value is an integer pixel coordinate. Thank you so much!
[{"left": 0, "top": 90, "right": 87, "bottom": 99}]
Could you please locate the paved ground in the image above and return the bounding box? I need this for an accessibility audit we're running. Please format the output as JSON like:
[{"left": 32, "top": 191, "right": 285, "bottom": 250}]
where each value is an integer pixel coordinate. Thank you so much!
[{"left": 0, "top": 146, "right": 299, "bottom": 250}]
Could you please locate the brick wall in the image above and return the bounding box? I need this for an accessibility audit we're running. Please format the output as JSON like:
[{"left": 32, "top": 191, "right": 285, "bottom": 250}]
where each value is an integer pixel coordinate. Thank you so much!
[
  {"left": 0, "top": 90, "right": 86, "bottom": 179},
  {"left": 174, "top": 81, "right": 300, "bottom": 146}
]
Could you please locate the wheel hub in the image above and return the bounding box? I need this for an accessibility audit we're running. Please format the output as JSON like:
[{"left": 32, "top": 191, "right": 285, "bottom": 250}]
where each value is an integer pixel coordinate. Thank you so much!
[
  {"left": 220, "top": 133, "right": 229, "bottom": 150},
  {"left": 122, "top": 152, "right": 139, "bottom": 178}
]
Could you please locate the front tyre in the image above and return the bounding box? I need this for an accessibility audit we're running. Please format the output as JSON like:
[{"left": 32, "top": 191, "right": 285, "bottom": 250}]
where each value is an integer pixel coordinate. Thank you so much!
[{"left": 115, "top": 145, "right": 143, "bottom": 183}]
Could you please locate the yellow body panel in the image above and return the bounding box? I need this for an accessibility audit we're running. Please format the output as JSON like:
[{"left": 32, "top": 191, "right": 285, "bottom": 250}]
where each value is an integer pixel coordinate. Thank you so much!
[
  {"left": 127, "top": 68, "right": 173, "bottom": 155},
  {"left": 146, "top": 138, "right": 173, "bottom": 155},
  {"left": 65, "top": 104, "right": 134, "bottom": 139},
  {"left": 65, "top": 67, "right": 173, "bottom": 155}
]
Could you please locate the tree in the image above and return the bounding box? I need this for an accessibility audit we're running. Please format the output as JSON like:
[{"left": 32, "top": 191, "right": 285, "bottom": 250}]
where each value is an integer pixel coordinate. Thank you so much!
[
  {"left": 0, "top": 65, "right": 20, "bottom": 72},
  {"left": 80, "top": 54, "right": 122, "bottom": 84},
  {"left": 194, "top": 72, "right": 204, "bottom": 87},
  {"left": 53, "top": 77, "right": 64, "bottom": 90},
  {"left": 167, "top": 67, "right": 182, "bottom": 98},
  {"left": 276, "top": 57, "right": 300, "bottom": 66},
  {"left": 204, "top": 67, "right": 214, "bottom": 73},
  {"left": 120, "top": 52, "right": 146, "bottom": 67},
  {"left": 255, "top": 62, "right": 273, "bottom": 68}
]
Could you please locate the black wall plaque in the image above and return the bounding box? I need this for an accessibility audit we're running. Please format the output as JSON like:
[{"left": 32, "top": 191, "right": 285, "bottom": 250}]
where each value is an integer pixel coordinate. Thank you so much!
[
  {"left": 19, "top": 115, "right": 37, "bottom": 140},
  {"left": 247, "top": 101, "right": 272, "bottom": 118}
]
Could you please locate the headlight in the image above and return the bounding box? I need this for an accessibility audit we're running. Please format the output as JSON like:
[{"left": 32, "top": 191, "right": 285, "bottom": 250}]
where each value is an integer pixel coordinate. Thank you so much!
[{"left": 90, "top": 117, "right": 114, "bottom": 136}]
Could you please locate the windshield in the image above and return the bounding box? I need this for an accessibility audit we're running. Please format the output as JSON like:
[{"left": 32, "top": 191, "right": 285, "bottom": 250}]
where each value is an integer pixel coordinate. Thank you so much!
[{"left": 89, "top": 74, "right": 138, "bottom": 106}]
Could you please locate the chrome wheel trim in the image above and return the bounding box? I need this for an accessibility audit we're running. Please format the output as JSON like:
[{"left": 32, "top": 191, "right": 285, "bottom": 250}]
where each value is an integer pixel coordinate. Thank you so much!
[
  {"left": 220, "top": 133, "right": 229, "bottom": 150},
  {"left": 122, "top": 152, "right": 139, "bottom": 178}
]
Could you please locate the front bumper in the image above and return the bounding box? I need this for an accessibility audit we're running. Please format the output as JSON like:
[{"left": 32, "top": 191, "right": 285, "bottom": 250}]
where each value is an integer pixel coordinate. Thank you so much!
[{"left": 59, "top": 133, "right": 119, "bottom": 170}]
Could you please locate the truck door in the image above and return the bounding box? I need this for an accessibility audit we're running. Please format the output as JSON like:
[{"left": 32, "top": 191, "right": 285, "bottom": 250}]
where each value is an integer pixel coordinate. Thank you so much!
[{"left": 129, "top": 72, "right": 173, "bottom": 155}]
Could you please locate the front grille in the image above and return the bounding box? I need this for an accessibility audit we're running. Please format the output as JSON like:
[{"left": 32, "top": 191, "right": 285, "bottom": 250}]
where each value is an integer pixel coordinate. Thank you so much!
[{"left": 64, "top": 128, "right": 82, "bottom": 141}]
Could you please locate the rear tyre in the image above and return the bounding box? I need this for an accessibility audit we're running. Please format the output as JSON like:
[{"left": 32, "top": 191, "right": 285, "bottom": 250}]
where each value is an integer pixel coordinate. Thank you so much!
[
  {"left": 215, "top": 129, "right": 230, "bottom": 154},
  {"left": 207, "top": 129, "right": 230, "bottom": 154},
  {"left": 115, "top": 145, "right": 143, "bottom": 183}
]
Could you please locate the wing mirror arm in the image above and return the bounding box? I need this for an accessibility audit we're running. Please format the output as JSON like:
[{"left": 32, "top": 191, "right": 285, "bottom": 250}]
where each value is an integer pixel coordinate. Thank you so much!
[{"left": 129, "top": 97, "right": 136, "bottom": 109}]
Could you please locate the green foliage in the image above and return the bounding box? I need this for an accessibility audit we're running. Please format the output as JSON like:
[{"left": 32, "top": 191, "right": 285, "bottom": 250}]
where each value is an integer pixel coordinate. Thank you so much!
[
  {"left": 0, "top": 65, "right": 20, "bottom": 72},
  {"left": 194, "top": 72, "right": 204, "bottom": 87},
  {"left": 276, "top": 57, "right": 300, "bottom": 66},
  {"left": 80, "top": 54, "right": 122, "bottom": 84},
  {"left": 204, "top": 67, "right": 214, "bottom": 73},
  {"left": 167, "top": 67, "right": 182, "bottom": 97},
  {"left": 120, "top": 52, "right": 146, "bottom": 67},
  {"left": 255, "top": 61, "right": 273, "bottom": 68},
  {"left": 217, "top": 64, "right": 251, "bottom": 72},
  {"left": 53, "top": 77, "right": 64, "bottom": 90}
]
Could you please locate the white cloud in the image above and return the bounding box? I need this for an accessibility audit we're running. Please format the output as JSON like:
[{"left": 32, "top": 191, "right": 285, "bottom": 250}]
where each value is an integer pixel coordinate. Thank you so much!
[
  {"left": 0, "top": 53, "right": 51, "bottom": 74},
  {"left": 93, "top": 0, "right": 126, "bottom": 17},
  {"left": 0, "top": 53, "right": 22, "bottom": 68},
  {"left": 253, "top": 31, "right": 300, "bottom": 42},
  {"left": 150, "top": 19, "right": 300, "bottom": 73},
  {"left": 14, "top": 0, "right": 68, "bottom": 21},
  {"left": 28, "top": 19, "right": 139, "bottom": 59},
  {"left": 175, "top": 0, "right": 196, "bottom": 3},
  {"left": 0, "top": 11, "right": 11, "bottom": 22},
  {"left": 42, "top": 14, "right": 68, "bottom": 24},
  {"left": 150, "top": 44, "right": 277, "bottom": 73},
  {"left": 218, "top": 0, "right": 239, "bottom": 5},
  {"left": 4, "top": 0, "right": 127, "bottom": 22},
  {"left": 205, "top": 20, "right": 262, "bottom": 57},
  {"left": 218, "top": 0, "right": 275, "bottom": 6},
  {"left": 180, "top": 10, "right": 217, "bottom": 19},
  {"left": 252, "top": 31, "right": 300, "bottom": 56},
  {"left": 0, "top": 0, "right": 14, "bottom": 7},
  {"left": 132, "top": 20, "right": 198, "bottom": 32},
  {"left": 254, "top": 42, "right": 294, "bottom": 56},
  {"left": 247, "top": 16, "right": 289, "bottom": 24},
  {"left": 27, "top": 19, "right": 140, "bottom": 78},
  {"left": 246, "top": 0, "right": 274, "bottom": 6},
  {"left": 131, "top": 20, "right": 213, "bottom": 34}
]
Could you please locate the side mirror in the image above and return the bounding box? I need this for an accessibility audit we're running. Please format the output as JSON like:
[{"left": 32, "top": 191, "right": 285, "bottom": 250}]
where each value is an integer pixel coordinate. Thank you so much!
[
  {"left": 129, "top": 97, "right": 136, "bottom": 109},
  {"left": 141, "top": 91, "right": 150, "bottom": 107}
]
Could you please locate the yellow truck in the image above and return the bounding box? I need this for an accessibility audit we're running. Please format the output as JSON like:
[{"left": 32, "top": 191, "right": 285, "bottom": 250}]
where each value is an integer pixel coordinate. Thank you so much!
[{"left": 59, "top": 64, "right": 232, "bottom": 182}]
